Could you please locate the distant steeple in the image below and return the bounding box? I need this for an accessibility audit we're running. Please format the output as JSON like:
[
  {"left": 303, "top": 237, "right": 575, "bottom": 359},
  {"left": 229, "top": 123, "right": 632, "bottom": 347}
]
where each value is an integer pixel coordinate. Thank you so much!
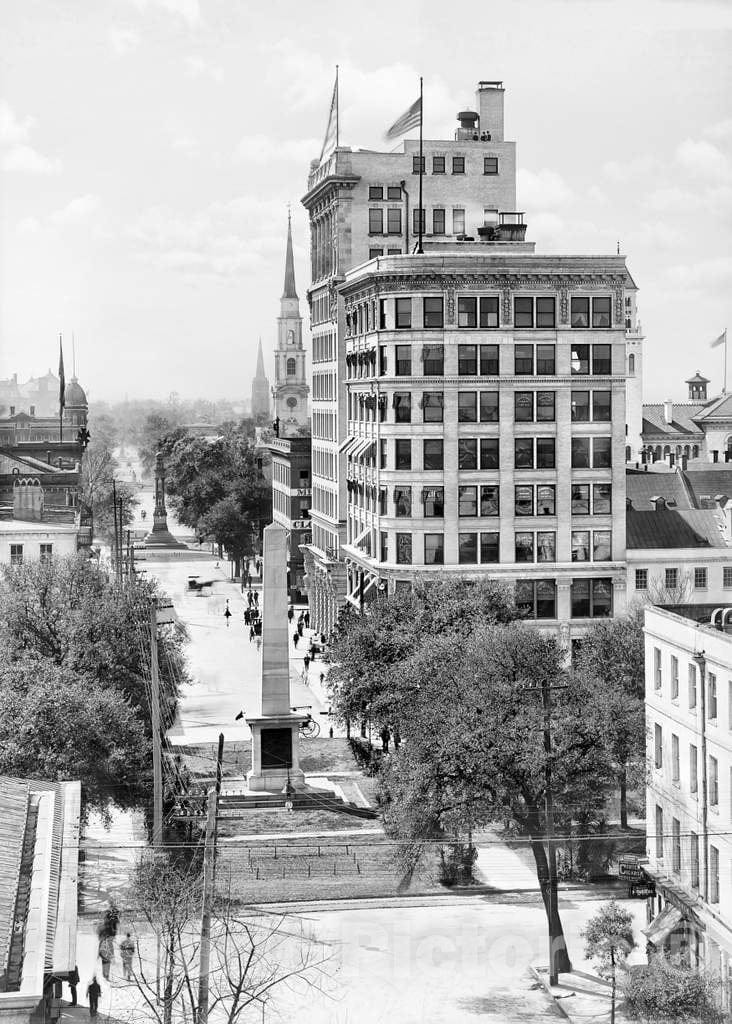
[
  {"left": 255, "top": 338, "right": 266, "bottom": 378},
  {"left": 251, "top": 338, "right": 270, "bottom": 419},
  {"left": 282, "top": 208, "right": 298, "bottom": 300}
]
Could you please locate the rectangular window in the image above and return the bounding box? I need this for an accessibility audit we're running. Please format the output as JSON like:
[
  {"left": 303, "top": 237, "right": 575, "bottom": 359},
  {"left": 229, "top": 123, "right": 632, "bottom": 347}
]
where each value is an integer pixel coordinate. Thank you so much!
[
  {"left": 396, "top": 532, "right": 412, "bottom": 564},
  {"left": 379, "top": 345, "right": 387, "bottom": 375},
  {"left": 515, "top": 391, "right": 534, "bottom": 422},
  {"left": 379, "top": 302, "right": 387, "bottom": 330},
  {"left": 412, "top": 155, "right": 425, "bottom": 174},
  {"left": 537, "top": 437, "right": 555, "bottom": 469},
  {"left": 514, "top": 438, "right": 534, "bottom": 469},
  {"left": 480, "top": 531, "right": 500, "bottom": 563},
  {"left": 690, "top": 743, "right": 698, "bottom": 793},
  {"left": 592, "top": 296, "right": 612, "bottom": 328},
  {"left": 665, "top": 567, "right": 678, "bottom": 590},
  {"left": 537, "top": 485, "right": 555, "bottom": 515},
  {"left": 514, "top": 297, "right": 534, "bottom": 328},
  {"left": 380, "top": 531, "right": 388, "bottom": 563},
  {"left": 395, "top": 345, "right": 412, "bottom": 375},
  {"left": 395, "top": 440, "right": 411, "bottom": 471},
  {"left": 571, "top": 344, "right": 590, "bottom": 374},
  {"left": 710, "top": 846, "right": 719, "bottom": 902},
  {"left": 380, "top": 439, "right": 387, "bottom": 469},
  {"left": 368, "top": 208, "right": 383, "bottom": 234},
  {"left": 424, "top": 533, "right": 444, "bottom": 565},
  {"left": 654, "top": 723, "right": 663, "bottom": 769},
  {"left": 422, "top": 344, "right": 444, "bottom": 375},
  {"left": 635, "top": 569, "right": 648, "bottom": 591},
  {"left": 593, "top": 530, "right": 611, "bottom": 561},
  {"left": 395, "top": 298, "right": 412, "bottom": 329},
  {"left": 422, "top": 392, "right": 444, "bottom": 423},
  {"left": 593, "top": 437, "right": 612, "bottom": 468},
  {"left": 536, "top": 297, "right": 556, "bottom": 328},
  {"left": 458, "top": 392, "right": 478, "bottom": 422},
  {"left": 458, "top": 438, "right": 478, "bottom": 470},
  {"left": 423, "top": 439, "right": 443, "bottom": 470},
  {"left": 387, "top": 185, "right": 402, "bottom": 200},
  {"left": 593, "top": 483, "right": 612, "bottom": 514},
  {"left": 572, "top": 484, "right": 590, "bottom": 515},
  {"left": 412, "top": 208, "right": 426, "bottom": 234},
  {"left": 39, "top": 543, "right": 53, "bottom": 564},
  {"left": 423, "top": 487, "right": 444, "bottom": 518},
  {"left": 368, "top": 186, "right": 383, "bottom": 200},
  {"left": 369, "top": 247, "right": 384, "bottom": 259},
  {"left": 536, "top": 344, "right": 555, "bottom": 374},
  {"left": 537, "top": 531, "right": 556, "bottom": 562},
  {"left": 394, "top": 486, "right": 411, "bottom": 516},
  {"left": 571, "top": 390, "right": 590, "bottom": 422},
  {"left": 724, "top": 566, "right": 732, "bottom": 588},
  {"left": 480, "top": 438, "right": 499, "bottom": 470},
  {"left": 654, "top": 647, "right": 662, "bottom": 690},
  {"left": 458, "top": 297, "right": 477, "bottom": 328},
  {"left": 480, "top": 485, "right": 499, "bottom": 516},
  {"left": 452, "top": 156, "right": 465, "bottom": 174},
  {"left": 483, "top": 156, "right": 498, "bottom": 175},
  {"left": 458, "top": 344, "right": 477, "bottom": 375},
  {"left": 592, "top": 344, "right": 612, "bottom": 374},
  {"left": 671, "top": 656, "right": 679, "bottom": 699},
  {"left": 655, "top": 805, "right": 663, "bottom": 859},
  {"left": 452, "top": 208, "right": 465, "bottom": 235},
  {"left": 387, "top": 208, "right": 402, "bottom": 234},
  {"left": 432, "top": 155, "right": 445, "bottom": 174},
  {"left": 515, "top": 532, "right": 534, "bottom": 563},
  {"left": 458, "top": 485, "right": 478, "bottom": 517},
  {"left": 694, "top": 567, "right": 708, "bottom": 590},
  {"left": 432, "top": 209, "right": 445, "bottom": 235},
  {"left": 515, "top": 344, "right": 534, "bottom": 374},
  {"left": 480, "top": 344, "right": 499, "bottom": 374},
  {"left": 571, "top": 437, "right": 591, "bottom": 468},
  {"left": 688, "top": 664, "right": 697, "bottom": 707},
  {"left": 571, "top": 578, "right": 613, "bottom": 617},
  {"left": 536, "top": 391, "right": 555, "bottom": 421},
  {"left": 690, "top": 832, "right": 699, "bottom": 888},
  {"left": 9, "top": 544, "right": 23, "bottom": 566},
  {"left": 571, "top": 531, "right": 590, "bottom": 562},
  {"left": 459, "top": 532, "right": 478, "bottom": 564},
  {"left": 672, "top": 734, "right": 680, "bottom": 782},
  {"left": 394, "top": 392, "right": 411, "bottom": 423},
  {"left": 672, "top": 818, "right": 681, "bottom": 873},
  {"left": 516, "top": 580, "right": 556, "bottom": 619},
  {"left": 387, "top": 247, "right": 401, "bottom": 255},
  {"left": 480, "top": 391, "right": 499, "bottom": 422},
  {"left": 708, "top": 672, "right": 717, "bottom": 719},
  {"left": 423, "top": 297, "right": 444, "bottom": 328},
  {"left": 515, "top": 485, "right": 534, "bottom": 517},
  {"left": 571, "top": 297, "right": 590, "bottom": 328},
  {"left": 479, "top": 297, "right": 499, "bottom": 328},
  {"left": 592, "top": 391, "right": 612, "bottom": 421}
]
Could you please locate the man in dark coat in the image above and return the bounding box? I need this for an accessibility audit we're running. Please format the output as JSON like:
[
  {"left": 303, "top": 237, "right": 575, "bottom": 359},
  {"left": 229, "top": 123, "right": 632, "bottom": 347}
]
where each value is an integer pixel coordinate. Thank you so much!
[{"left": 87, "top": 976, "right": 102, "bottom": 1018}]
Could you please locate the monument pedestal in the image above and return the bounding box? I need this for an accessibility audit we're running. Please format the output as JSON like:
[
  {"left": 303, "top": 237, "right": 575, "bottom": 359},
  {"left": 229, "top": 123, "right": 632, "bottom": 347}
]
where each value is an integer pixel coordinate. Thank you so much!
[{"left": 246, "top": 713, "right": 308, "bottom": 793}]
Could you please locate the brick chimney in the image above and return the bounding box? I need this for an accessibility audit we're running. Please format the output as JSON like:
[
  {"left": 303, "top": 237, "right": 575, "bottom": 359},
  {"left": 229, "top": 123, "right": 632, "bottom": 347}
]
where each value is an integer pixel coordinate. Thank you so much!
[{"left": 650, "top": 496, "right": 667, "bottom": 512}]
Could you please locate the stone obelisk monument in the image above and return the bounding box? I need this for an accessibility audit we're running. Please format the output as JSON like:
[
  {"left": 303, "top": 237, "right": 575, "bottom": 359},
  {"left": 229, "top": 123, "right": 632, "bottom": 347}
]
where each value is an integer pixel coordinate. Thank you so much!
[
  {"left": 144, "top": 452, "right": 186, "bottom": 549},
  {"left": 246, "top": 522, "right": 307, "bottom": 792}
]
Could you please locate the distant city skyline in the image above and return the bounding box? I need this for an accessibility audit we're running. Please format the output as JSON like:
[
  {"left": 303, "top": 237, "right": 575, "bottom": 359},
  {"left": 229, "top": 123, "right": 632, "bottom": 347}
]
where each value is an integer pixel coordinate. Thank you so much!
[{"left": 1, "top": 0, "right": 730, "bottom": 402}]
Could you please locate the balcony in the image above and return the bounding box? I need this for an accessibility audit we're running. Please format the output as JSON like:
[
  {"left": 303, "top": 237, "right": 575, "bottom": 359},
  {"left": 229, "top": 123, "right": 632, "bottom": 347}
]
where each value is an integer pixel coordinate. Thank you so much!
[{"left": 477, "top": 212, "right": 527, "bottom": 242}]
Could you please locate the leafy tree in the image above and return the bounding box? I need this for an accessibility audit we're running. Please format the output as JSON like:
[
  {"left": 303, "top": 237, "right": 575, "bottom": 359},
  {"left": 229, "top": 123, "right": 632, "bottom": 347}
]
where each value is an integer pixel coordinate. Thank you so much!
[
  {"left": 327, "top": 577, "right": 517, "bottom": 731},
  {"left": 377, "top": 623, "right": 615, "bottom": 975},
  {"left": 582, "top": 899, "right": 635, "bottom": 1023},
  {"left": 573, "top": 609, "right": 645, "bottom": 828},
  {"left": 86, "top": 407, "right": 119, "bottom": 452},
  {"left": 623, "top": 954, "right": 726, "bottom": 1023},
  {"left": 79, "top": 436, "right": 137, "bottom": 543},
  {"left": 138, "top": 414, "right": 184, "bottom": 477}
]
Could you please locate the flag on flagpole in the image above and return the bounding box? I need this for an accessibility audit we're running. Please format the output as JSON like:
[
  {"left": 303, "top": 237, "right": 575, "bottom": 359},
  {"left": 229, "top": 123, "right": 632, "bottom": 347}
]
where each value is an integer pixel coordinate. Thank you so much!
[
  {"left": 319, "top": 67, "right": 339, "bottom": 165},
  {"left": 710, "top": 329, "right": 727, "bottom": 348},
  {"left": 58, "top": 335, "right": 66, "bottom": 413},
  {"left": 385, "top": 96, "right": 422, "bottom": 140}
]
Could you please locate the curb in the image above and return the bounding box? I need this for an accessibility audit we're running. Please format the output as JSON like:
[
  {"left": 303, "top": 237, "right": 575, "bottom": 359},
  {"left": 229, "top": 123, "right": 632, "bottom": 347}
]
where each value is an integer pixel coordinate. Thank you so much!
[{"left": 529, "top": 964, "right": 572, "bottom": 1021}]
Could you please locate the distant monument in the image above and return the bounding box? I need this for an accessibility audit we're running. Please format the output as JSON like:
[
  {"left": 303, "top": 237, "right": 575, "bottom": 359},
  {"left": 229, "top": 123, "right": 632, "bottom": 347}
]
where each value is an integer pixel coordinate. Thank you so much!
[
  {"left": 246, "top": 522, "right": 307, "bottom": 791},
  {"left": 143, "top": 452, "right": 187, "bottom": 549}
]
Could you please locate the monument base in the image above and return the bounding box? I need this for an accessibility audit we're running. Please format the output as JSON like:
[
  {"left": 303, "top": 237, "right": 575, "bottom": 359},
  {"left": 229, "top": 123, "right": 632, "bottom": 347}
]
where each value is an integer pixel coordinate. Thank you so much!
[{"left": 246, "top": 712, "right": 308, "bottom": 793}]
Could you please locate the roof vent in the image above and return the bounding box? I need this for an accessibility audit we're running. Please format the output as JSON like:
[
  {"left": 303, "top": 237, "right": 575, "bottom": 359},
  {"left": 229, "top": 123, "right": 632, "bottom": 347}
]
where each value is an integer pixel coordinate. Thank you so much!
[{"left": 650, "top": 496, "right": 667, "bottom": 511}]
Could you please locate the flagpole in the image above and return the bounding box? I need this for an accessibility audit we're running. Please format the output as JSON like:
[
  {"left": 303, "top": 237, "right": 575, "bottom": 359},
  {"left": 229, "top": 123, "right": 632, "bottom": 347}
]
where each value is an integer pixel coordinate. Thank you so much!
[
  {"left": 417, "top": 76, "right": 423, "bottom": 255},
  {"left": 725, "top": 328, "right": 728, "bottom": 395},
  {"left": 335, "top": 65, "right": 339, "bottom": 149}
]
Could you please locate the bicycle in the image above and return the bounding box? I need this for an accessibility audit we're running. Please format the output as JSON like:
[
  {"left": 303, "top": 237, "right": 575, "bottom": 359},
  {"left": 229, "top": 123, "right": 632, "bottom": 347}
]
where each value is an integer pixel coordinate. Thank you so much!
[{"left": 299, "top": 715, "right": 320, "bottom": 739}]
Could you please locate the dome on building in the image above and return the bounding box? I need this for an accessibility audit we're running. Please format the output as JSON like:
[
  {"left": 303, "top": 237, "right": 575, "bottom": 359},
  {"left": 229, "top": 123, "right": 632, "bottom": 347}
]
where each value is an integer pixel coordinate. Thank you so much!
[{"left": 64, "top": 377, "right": 87, "bottom": 407}]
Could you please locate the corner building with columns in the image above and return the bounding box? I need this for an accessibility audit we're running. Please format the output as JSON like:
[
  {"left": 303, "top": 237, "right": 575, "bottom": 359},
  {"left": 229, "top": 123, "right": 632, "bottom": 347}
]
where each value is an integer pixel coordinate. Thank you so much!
[{"left": 301, "top": 79, "right": 636, "bottom": 638}]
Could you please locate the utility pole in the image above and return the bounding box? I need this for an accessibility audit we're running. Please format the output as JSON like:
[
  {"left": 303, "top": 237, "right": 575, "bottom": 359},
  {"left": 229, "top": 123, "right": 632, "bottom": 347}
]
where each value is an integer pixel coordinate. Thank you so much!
[
  {"left": 542, "top": 676, "right": 560, "bottom": 987},
  {"left": 197, "top": 787, "right": 217, "bottom": 1023},
  {"left": 150, "top": 599, "right": 163, "bottom": 849},
  {"left": 112, "top": 480, "right": 119, "bottom": 584}
]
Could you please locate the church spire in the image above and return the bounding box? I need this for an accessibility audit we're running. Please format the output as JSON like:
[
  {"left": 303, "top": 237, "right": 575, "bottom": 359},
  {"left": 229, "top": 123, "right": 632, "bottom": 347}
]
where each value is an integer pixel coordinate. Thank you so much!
[
  {"left": 255, "top": 338, "right": 266, "bottom": 378},
  {"left": 282, "top": 208, "right": 298, "bottom": 300}
]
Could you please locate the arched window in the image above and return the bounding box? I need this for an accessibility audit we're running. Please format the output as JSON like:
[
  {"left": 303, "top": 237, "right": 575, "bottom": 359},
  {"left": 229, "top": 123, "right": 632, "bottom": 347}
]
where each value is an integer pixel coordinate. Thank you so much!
[
  {"left": 663, "top": 445, "right": 670, "bottom": 458},
  {"left": 625, "top": 445, "right": 631, "bottom": 462},
  {"left": 683, "top": 445, "right": 690, "bottom": 457},
  {"left": 692, "top": 445, "right": 699, "bottom": 458},
  {"left": 655, "top": 446, "right": 662, "bottom": 461},
  {"left": 286, "top": 358, "right": 296, "bottom": 376},
  {"left": 628, "top": 354, "right": 635, "bottom": 373}
]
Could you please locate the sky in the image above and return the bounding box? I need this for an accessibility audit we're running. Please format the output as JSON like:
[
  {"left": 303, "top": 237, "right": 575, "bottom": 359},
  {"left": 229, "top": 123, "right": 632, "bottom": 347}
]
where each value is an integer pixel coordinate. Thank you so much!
[{"left": 0, "top": 0, "right": 731, "bottom": 405}]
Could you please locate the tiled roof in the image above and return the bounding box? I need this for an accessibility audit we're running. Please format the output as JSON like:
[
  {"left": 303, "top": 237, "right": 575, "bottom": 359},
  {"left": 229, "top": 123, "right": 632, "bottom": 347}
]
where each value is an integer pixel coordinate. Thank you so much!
[
  {"left": 683, "top": 468, "right": 732, "bottom": 509},
  {"left": 626, "top": 470, "right": 694, "bottom": 510},
  {"left": 0, "top": 778, "right": 29, "bottom": 980},
  {"left": 642, "top": 403, "right": 707, "bottom": 437},
  {"left": 626, "top": 508, "right": 728, "bottom": 549},
  {"left": 693, "top": 392, "right": 732, "bottom": 422}
]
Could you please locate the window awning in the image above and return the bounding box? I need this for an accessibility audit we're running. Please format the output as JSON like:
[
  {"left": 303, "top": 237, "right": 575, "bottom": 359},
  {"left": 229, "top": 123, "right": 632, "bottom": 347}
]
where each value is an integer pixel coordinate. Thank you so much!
[
  {"left": 339, "top": 435, "right": 357, "bottom": 454},
  {"left": 353, "top": 525, "right": 371, "bottom": 547},
  {"left": 351, "top": 437, "right": 372, "bottom": 460},
  {"left": 643, "top": 905, "right": 683, "bottom": 947}
]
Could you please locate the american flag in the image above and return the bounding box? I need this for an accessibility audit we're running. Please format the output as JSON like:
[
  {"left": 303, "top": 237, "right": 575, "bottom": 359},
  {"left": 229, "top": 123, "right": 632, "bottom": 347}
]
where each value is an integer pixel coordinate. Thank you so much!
[
  {"left": 319, "top": 68, "right": 339, "bottom": 164},
  {"left": 385, "top": 96, "right": 421, "bottom": 140}
]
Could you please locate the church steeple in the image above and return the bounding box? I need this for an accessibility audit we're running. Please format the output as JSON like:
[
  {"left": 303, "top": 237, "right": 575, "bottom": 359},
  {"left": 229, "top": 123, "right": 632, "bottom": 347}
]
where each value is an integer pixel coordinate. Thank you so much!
[
  {"left": 251, "top": 338, "right": 270, "bottom": 419},
  {"left": 255, "top": 338, "right": 266, "bottom": 378},
  {"left": 282, "top": 208, "right": 298, "bottom": 301}
]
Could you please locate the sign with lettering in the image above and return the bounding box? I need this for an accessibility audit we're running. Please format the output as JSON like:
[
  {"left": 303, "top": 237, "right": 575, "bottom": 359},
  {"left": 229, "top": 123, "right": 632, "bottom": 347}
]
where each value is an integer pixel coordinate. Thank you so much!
[
  {"left": 618, "top": 857, "right": 644, "bottom": 880},
  {"left": 629, "top": 881, "right": 655, "bottom": 899}
]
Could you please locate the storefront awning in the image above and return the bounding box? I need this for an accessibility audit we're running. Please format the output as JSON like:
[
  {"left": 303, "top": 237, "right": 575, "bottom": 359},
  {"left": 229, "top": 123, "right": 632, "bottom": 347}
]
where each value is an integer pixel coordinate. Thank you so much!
[
  {"left": 338, "top": 435, "right": 357, "bottom": 454},
  {"left": 643, "top": 905, "right": 683, "bottom": 946},
  {"left": 350, "top": 437, "right": 372, "bottom": 460}
]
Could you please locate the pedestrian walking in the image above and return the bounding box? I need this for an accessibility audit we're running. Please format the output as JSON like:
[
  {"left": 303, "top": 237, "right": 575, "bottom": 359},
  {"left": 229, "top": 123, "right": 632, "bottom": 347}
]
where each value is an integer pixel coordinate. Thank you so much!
[
  {"left": 247, "top": 590, "right": 253, "bottom": 606},
  {"left": 224, "top": 601, "right": 232, "bottom": 627},
  {"left": 293, "top": 631, "right": 299, "bottom": 648},
  {"left": 303, "top": 654, "right": 310, "bottom": 671},
  {"left": 249, "top": 626, "right": 254, "bottom": 642},
  {"left": 319, "top": 671, "right": 325, "bottom": 685},
  {"left": 254, "top": 620, "right": 262, "bottom": 636},
  {"left": 98, "top": 935, "right": 114, "bottom": 980},
  {"left": 87, "top": 976, "right": 101, "bottom": 1018},
  {"left": 303, "top": 610, "right": 310, "bottom": 628},
  {"left": 244, "top": 608, "right": 250, "bottom": 625},
  {"left": 380, "top": 725, "right": 391, "bottom": 753},
  {"left": 68, "top": 965, "right": 79, "bottom": 1006},
  {"left": 309, "top": 645, "right": 316, "bottom": 661},
  {"left": 253, "top": 590, "right": 259, "bottom": 606},
  {"left": 297, "top": 622, "right": 304, "bottom": 636},
  {"left": 120, "top": 933, "right": 135, "bottom": 982},
  {"left": 288, "top": 605, "right": 294, "bottom": 622}
]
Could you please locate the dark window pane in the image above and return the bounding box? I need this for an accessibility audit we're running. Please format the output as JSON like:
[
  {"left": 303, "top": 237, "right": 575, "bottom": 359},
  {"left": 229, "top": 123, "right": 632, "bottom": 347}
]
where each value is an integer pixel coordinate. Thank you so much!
[
  {"left": 458, "top": 438, "right": 478, "bottom": 470},
  {"left": 515, "top": 532, "right": 534, "bottom": 562},
  {"left": 536, "top": 580, "right": 556, "bottom": 618},
  {"left": 422, "top": 344, "right": 444, "bottom": 375},
  {"left": 571, "top": 531, "right": 590, "bottom": 562},
  {"left": 387, "top": 185, "right": 402, "bottom": 200},
  {"left": 423, "top": 486, "right": 444, "bottom": 517},
  {"left": 423, "top": 297, "right": 444, "bottom": 328},
  {"left": 396, "top": 533, "right": 412, "bottom": 564},
  {"left": 515, "top": 343, "right": 534, "bottom": 374},
  {"left": 458, "top": 296, "right": 477, "bottom": 327},
  {"left": 515, "top": 392, "right": 534, "bottom": 422},
  {"left": 515, "top": 580, "right": 535, "bottom": 617},
  {"left": 593, "top": 530, "right": 612, "bottom": 561},
  {"left": 422, "top": 392, "right": 444, "bottom": 422},
  {"left": 515, "top": 485, "right": 534, "bottom": 516},
  {"left": 459, "top": 532, "right": 478, "bottom": 564},
  {"left": 571, "top": 297, "right": 589, "bottom": 328},
  {"left": 480, "top": 486, "right": 499, "bottom": 516},
  {"left": 432, "top": 209, "right": 446, "bottom": 235},
  {"left": 369, "top": 247, "right": 383, "bottom": 259},
  {"left": 458, "top": 392, "right": 478, "bottom": 422},
  {"left": 571, "top": 390, "right": 590, "bottom": 421},
  {"left": 515, "top": 438, "right": 534, "bottom": 469},
  {"left": 424, "top": 533, "right": 444, "bottom": 564},
  {"left": 480, "top": 438, "right": 500, "bottom": 470},
  {"left": 458, "top": 486, "right": 477, "bottom": 516},
  {"left": 412, "top": 208, "right": 426, "bottom": 234},
  {"left": 537, "top": 437, "right": 555, "bottom": 469},
  {"left": 536, "top": 297, "right": 555, "bottom": 328},
  {"left": 368, "top": 208, "right": 383, "bottom": 233},
  {"left": 480, "top": 344, "right": 499, "bottom": 374},
  {"left": 592, "top": 578, "right": 613, "bottom": 616},
  {"left": 395, "top": 298, "right": 411, "bottom": 329},
  {"left": 592, "top": 296, "right": 612, "bottom": 328},
  {"left": 593, "top": 483, "right": 611, "bottom": 514},
  {"left": 536, "top": 344, "right": 555, "bottom": 374},
  {"left": 537, "top": 532, "right": 555, "bottom": 562},
  {"left": 592, "top": 344, "right": 612, "bottom": 374},
  {"left": 479, "top": 297, "right": 499, "bottom": 328},
  {"left": 432, "top": 156, "right": 445, "bottom": 174},
  {"left": 379, "top": 345, "right": 387, "bottom": 374},
  {"left": 537, "top": 485, "right": 555, "bottom": 515},
  {"left": 571, "top": 579, "right": 591, "bottom": 617},
  {"left": 480, "top": 391, "right": 499, "bottom": 422},
  {"left": 484, "top": 156, "right": 498, "bottom": 175},
  {"left": 395, "top": 441, "right": 411, "bottom": 471},
  {"left": 458, "top": 344, "right": 477, "bottom": 375},
  {"left": 480, "top": 532, "right": 499, "bottom": 563},
  {"left": 368, "top": 186, "right": 383, "bottom": 200},
  {"left": 571, "top": 344, "right": 590, "bottom": 374},
  {"left": 514, "top": 297, "right": 534, "bottom": 328},
  {"left": 395, "top": 345, "right": 411, "bottom": 375},
  {"left": 394, "top": 487, "right": 411, "bottom": 515},
  {"left": 387, "top": 208, "right": 402, "bottom": 234},
  {"left": 537, "top": 391, "right": 555, "bottom": 421},
  {"left": 412, "top": 155, "right": 425, "bottom": 174},
  {"left": 592, "top": 391, "right": 611, "bottom": 421},
  {"left": 379, "top": 301, "right": 386, "bottom": 330},
  {"left": 452, "top": 156, "right": 465, "bottom": 174},
  {"left": 593, "top": 437, "right": 612, "bottom": 468},
  {"left": 572, "top": 484, "right": 590, "bottom": 515},
  {"left": 571, "top": 437, "right": 591, "bottom": 468},
  {"left": 423, "top": 439, "right": 443, "bottom": 470},
  {"left": 394, "top": 392, "right": 411, "bottom": 423}
]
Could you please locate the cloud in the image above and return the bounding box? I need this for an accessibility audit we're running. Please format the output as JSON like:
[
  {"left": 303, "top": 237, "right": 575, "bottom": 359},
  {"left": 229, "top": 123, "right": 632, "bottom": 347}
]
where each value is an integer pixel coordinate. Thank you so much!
[
  {"left": 587, "top": 185, "right": 609, "bottom": 206},
  {"left": 109, "top": 26, "right": 140, "bottom": 55},
  {"left": 602, "top": 155, "right": 657, "bottom": 182},
  {"left": 705, "top": 118, "right": 732, "bottom": 142},
  {"left": 171, "top": 135, "right": 199, "bottom": 157},
  {"left": 0, "top": 100, "right": 32, "bottom": 145},
  {"left": 667, "top": 256, "right": 732, "bottom": 289},
  {"left": 184, "top": 55, "right": 223, "bottom": 82},
  {"left": 517, "top": 168, "right": 572, "bottom": 210},
  {"left": 50, "top": 194, "right": 102, "bottom": 227},
  {"left": 675, "top": 137, "right": 730, "bottom": 181},
  {"left": 1, "top": 143, "right": 61, "bottom": 174},
  {"left": 234, "top": 133, "right": 320, "bottom": 165},
  {"left": 121, "top": 0, "right": 200, "bottom": 26}
]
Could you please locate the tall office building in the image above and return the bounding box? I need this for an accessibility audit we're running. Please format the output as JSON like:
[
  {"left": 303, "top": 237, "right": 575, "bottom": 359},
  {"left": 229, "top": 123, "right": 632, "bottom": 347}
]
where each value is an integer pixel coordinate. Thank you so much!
[{"left": 302, "top": 79, "right": 635, "bottom": 641}]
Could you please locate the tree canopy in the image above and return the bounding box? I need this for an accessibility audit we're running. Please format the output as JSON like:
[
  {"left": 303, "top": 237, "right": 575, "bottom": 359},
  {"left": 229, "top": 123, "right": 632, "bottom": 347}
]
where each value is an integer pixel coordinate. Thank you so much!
[
  {"left": 623, "top": 955, "right": 726, "bottom": 1023},
  {"left": 79, "top": 433, "right": 138, "bottom": 543}
]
